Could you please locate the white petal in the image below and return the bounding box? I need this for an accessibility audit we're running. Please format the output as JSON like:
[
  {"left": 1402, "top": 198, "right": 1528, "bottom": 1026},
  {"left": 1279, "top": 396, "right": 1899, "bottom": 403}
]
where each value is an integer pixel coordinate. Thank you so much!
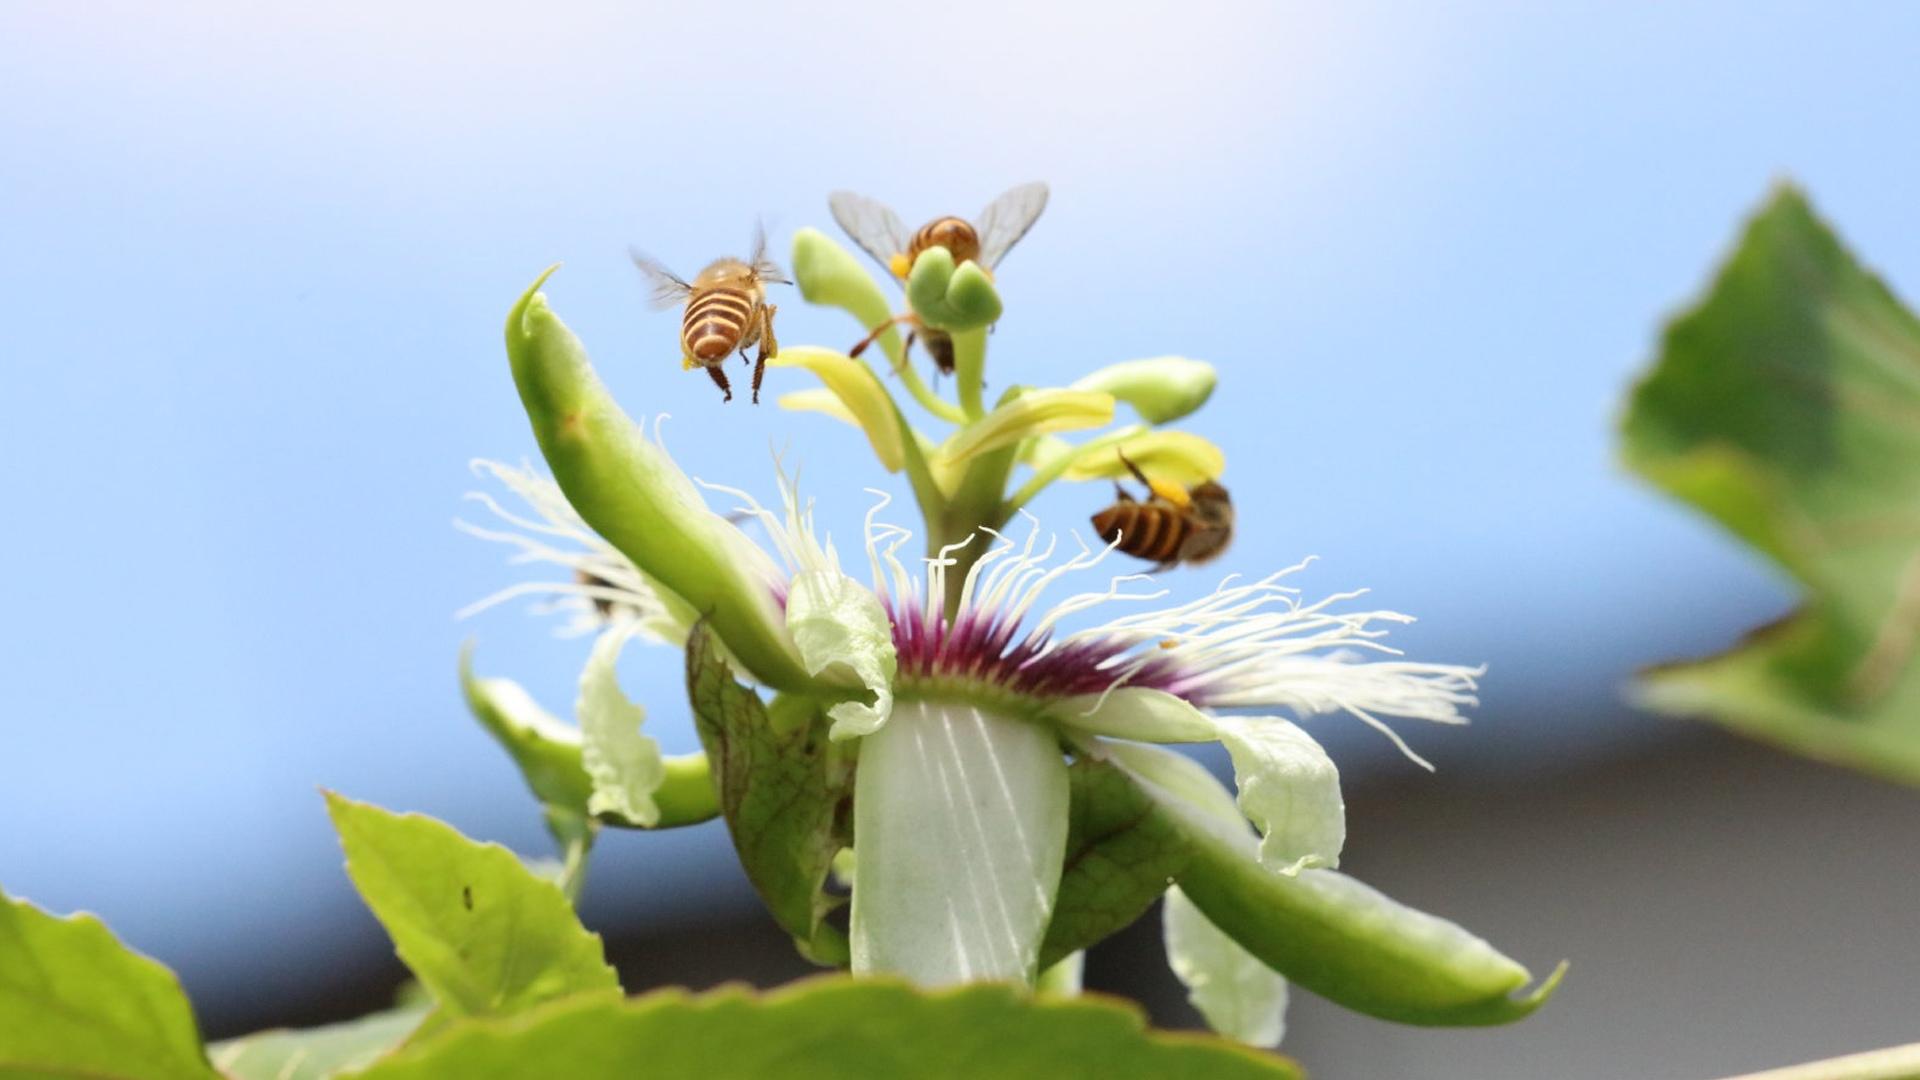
[
  {"left": 850, "top": 700, "right": 1069, "bottom": 985},
  {"left": 1052, "top": 688, "right": 1219, "bottom": 743},
  {"left": 785, "top": 568, "right": 897, "bottom": 740},
  {"left": 575, "top": 620, "right": 663, "bottom": 826},
  {"left": 1212, "top": 715, "right": 1345, "bottom": 875},
  {"left": 1164, "top": 885, "right": 1288, "bottom": 1048}
]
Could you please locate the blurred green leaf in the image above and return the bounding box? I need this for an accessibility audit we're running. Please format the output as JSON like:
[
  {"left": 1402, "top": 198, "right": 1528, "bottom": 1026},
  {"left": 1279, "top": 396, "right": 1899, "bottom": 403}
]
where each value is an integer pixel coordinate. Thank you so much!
[
  {"left": 687, "top": 623, "right": 854, "bottom": 965},
  {"left": 1622, "top": 183, "right": 1920, "bottom": 784},
  {"left": 324, "top": 793, "right": 621, "bottom": 1018},
  {"left": 345, "top": 977, "right": 1301, "bottom": 1079},
  {"left": 1040, "top": 757, "right": 1191, "bottom": 968},
  {"left": 0, "top": 888, "right": 213, "bottom": 1080},
  {"left": 211, "top": 1002, "right": 431, "bottom": 1080}
]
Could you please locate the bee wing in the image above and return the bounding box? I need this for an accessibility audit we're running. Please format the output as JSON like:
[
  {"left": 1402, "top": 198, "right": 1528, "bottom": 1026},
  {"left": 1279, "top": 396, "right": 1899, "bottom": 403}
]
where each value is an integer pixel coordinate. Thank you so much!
[
  {"left": 828, "top": 190, "right": 912, "bottom": 275},
  {"left": 975, "top": 181, "right": 1049, "bottom": 270},
  {"left": 749, "top": 220, "right": 791, "bottom": 285},
  {"left": 629, "top": 248, "right": 694, "bottom": 310}
]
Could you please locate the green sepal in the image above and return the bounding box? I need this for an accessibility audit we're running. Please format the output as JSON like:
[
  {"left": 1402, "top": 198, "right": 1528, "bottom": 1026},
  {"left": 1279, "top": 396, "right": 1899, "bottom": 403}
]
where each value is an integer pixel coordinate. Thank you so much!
[
  {"left": 1043, "top": 755, "right": 1562, "bottom": 1026},
  {"left": 343, "top": 977, "right": 1302, "bottom": 1080},
  {"left": 906, "top": 247, "right": 1003, "bottom": 331},
  {"left": 505, "top": 269, "right": 811, "bottom": 693},
  {"left": 687, "top": 623, "right": 854, "bottom": 966}
]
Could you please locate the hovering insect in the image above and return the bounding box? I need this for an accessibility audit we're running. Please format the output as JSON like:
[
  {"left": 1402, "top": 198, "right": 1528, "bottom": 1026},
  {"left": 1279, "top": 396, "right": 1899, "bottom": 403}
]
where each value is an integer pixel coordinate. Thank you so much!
[
  {"left": 1091, "top": 453, "right": 1235, "bottom": 570},
  {"left": 631, "top": 224, "right": 789, "bottom": 403},
  {"left": 828, "top": 183, "right": 1049, "bottom": 374}
]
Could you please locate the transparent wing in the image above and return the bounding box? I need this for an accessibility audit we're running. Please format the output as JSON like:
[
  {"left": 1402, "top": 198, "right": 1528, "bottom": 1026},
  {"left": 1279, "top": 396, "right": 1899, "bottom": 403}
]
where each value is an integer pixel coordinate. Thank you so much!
[
  {"left": 749, "top": 220, "right": 791, "bottom": 285},
  {"left": 629, "top": 248, "right": 693, "bottom": 310},
  {"left": 975, "top": 181, "right": 1050, "bottom": 269},
  {"left": 828, "top": 190, "right": 911, "bottom": 274}
]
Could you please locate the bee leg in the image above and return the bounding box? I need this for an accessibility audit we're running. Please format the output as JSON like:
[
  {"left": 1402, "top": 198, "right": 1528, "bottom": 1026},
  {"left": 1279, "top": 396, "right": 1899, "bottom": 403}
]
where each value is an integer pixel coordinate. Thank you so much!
[
  {"left": 751, "top": 304, "right": 777, "bottom": 405},
  {"left": 1112, "top": 482, "right": 1135, "bottom": 502},
  {"left": 704, "top": 363, "right": 733, "bottom": 402},
  {"left": 1117, "top": 450, "right": 1155, "bottom": 491}
]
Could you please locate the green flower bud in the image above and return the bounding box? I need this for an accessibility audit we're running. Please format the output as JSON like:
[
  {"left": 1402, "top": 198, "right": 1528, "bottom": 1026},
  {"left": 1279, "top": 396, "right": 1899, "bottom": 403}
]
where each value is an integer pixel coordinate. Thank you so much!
[
  {"left": 1073, "top": 357, "right": 1218, "bottom": 424},
  {"left": 790, "top": 228, "right": 905, "bottom": 363},
  {"left": 504, "top": 268, "right": 812, "bottom": 693}
]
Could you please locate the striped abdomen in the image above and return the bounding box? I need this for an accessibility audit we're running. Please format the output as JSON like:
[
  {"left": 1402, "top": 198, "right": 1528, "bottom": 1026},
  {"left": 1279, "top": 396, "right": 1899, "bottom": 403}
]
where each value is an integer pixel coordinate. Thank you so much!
[
  {"left": 1092, "top": 501, "right": 1194, "bottom": 566},
  {"left": 909, "top": 217, "right": 982, "bottom": 268},
  {"left": 682, "top": 285, "right": 758, "bottom": 365}
]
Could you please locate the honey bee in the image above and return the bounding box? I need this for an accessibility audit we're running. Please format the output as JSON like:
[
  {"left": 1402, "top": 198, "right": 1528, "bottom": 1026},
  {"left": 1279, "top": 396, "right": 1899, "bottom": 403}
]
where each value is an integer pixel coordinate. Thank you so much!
[
  {"left": 827, "top": 183, "right": 1049, "bottom": 374},
  {"left": 631, "top": 224, "right": 789, "bottom": 403},
  {"left": 1091, "top": 454, "right": 1234, "bottom": 570}
]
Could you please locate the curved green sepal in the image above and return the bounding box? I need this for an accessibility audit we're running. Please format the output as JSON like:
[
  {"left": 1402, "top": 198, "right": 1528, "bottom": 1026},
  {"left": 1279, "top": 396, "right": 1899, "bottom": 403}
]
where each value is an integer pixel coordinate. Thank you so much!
[
  {"left": 0, "top": 888, "right": 214, "bottom": 1080},
  {"left": 1073, "top": 357, "right": 1218, "bottom": 424},
  {"left": 460, "top": 645, "right": 593, "bottom": 817},
  {"left": 687, "top": 624, "right": 853, "bottom": 966},
  {"left": 323, "top": 793, "right": 621, "bottom": 1019},
  {"left": 504, "top": 269, "right": 810, "bottom": 692},
  {"left": 460, "top": 646, "right": 717, "bottom": 830},
  {"left": 343, "top": 977, "right": 1302, "bottom": 1080},
  {"left": 1044, "top": 754, "right": 1561, "bottom": 1026},
  {"left": 906, "top": 247, "right": 1004, "bottom": 331}
]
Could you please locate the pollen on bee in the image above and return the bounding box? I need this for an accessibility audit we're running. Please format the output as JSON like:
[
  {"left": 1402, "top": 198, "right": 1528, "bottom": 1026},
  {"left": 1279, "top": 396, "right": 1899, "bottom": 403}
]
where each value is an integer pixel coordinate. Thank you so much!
[
  {"left": 888, "top": 252, "right": 912, "bottom": 280},
  {"left": 1147, "top": 477, "right": 1192, "bottom": 508},
  {"left": 681, "top": 355, "right": 698, "bottom": 371}
]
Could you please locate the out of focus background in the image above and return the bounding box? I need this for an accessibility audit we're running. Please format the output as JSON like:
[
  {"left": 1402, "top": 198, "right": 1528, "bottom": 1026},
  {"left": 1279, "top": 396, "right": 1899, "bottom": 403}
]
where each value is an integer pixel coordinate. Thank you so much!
[{"left": 4, "top": 4, "right": 1918, "bottom": 1077}]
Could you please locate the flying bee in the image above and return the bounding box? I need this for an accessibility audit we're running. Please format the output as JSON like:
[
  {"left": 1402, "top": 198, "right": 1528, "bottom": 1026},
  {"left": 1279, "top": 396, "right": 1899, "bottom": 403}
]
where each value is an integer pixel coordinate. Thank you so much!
[
  {"left": 827, "top": 183, "right": 1049, "bottom": 374},
  {"left": 1091, "top": 453, "right": 1235, "bottom": 570},
  {"left": 631, "top": 223, "right": 789, "bottom": 404}
]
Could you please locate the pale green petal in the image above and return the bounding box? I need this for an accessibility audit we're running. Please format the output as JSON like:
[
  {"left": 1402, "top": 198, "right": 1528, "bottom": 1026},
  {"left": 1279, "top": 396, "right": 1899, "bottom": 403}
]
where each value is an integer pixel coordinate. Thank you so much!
[
  {"left": 1036, "top": 952, "right": 1085, "bottom": 997},
  {"left": 851, "top": 701, "right": 1069, "bottom": 985},
  {"left": 576, "top": 620, "right": 663, "bottom": 827},
  {"left": 785, "top": 569, "right": 898, "bottom": 740},
  {"left": 1213, "top": 716, "right": 1344, "bottom": 875},
  {"left": 1060, "top": 430, "right": 1226, "bottom": 486},
  {"left": 769, "top": 346, "right": 907, "bottom": 472},
  {"left": 1081, "top": 704, "right": 1344, "bottom": 875},
  {"left": 1052, "top": 688, "right": 1219, "bottom": 743},
  {"left": 940, "top": 389, "right": 1116, "bottom": 465},
  {"left": 1072, "top": 357, "right": 1218, "bottom": 424},
  {"left": 1164, "top": 886, "right": 1288, "bottom": 1048}
]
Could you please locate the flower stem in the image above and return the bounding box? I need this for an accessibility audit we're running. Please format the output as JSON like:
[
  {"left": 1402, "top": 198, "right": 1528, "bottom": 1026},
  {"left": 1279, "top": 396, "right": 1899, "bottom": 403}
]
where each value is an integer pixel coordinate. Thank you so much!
[
  {"left": 953, "top": 327, "right": 988, "bottom": 421},
  {"left": 557, "top": 829, "right": 591, "bottom": 904},
  {"left": 879, "top": 336, "right": 968, "bottom": 425}
]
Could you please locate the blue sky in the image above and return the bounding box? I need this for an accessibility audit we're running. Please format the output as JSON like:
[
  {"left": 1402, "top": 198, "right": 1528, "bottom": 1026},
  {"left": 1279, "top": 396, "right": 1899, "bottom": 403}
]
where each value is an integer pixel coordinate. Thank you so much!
[{"left": 3, "top": 1, "right": 1916, "bottom": 1012}]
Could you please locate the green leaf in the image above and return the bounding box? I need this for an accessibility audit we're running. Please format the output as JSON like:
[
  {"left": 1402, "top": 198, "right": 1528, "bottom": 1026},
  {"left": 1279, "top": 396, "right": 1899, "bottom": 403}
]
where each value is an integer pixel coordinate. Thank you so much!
[
  {"left": 0, "top": 888, "right": 214, "bottom": 1080},
  {"left": 324, "top": 793, "right": 621, "bottom": 1018},
  {"left": 1040, "top": 755, "right": 1194, "bottom": 968},
  {"left": 344, "top": 977, "right": 1302, "bottom": 1080},
  {"left": 1044, "top": 752, "right": 1562, "bottom": 1026},
  {"left": 211, "top": 1002, "right": 431, "bottom": 1080},
  {"left": 1621, "top": 183, "right": 1920, "bottom": 784},
  {"left": 686, "top": 624, "right": 855, "bottom": 965}
]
